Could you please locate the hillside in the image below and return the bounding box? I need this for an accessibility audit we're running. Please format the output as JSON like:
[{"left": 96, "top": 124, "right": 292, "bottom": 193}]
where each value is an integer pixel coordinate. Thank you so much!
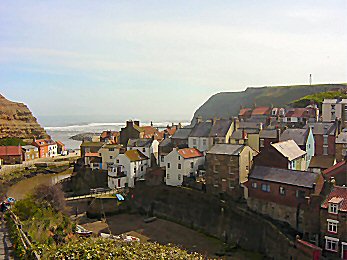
[
  {"left": 290, "top": 90, "right": 347, "bottom": 109},
  {"left": 0, "top": 94, "right": 48, "bottom": 139},
  {"left": 192, "top": 83, "right": 347, "bottom": 122}
]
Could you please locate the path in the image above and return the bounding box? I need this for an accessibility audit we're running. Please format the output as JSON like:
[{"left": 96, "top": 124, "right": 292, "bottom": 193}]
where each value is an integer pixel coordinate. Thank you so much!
[{"left": 0, "top": 221, "right": 13, "bottom": 260}]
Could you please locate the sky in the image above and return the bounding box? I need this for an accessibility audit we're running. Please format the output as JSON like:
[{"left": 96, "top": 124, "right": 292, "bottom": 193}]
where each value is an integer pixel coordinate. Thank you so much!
[{"left": 0, "top": 1, "right": 346, "bottom": 125}]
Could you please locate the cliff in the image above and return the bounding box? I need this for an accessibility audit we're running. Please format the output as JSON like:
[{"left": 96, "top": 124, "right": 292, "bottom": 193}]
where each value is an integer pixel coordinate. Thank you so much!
[
  {"left": 192, "top": 83, "right": 347, "bottom": 122},
  {"left": 0, "top": 94, "right": 49, "bottom": 139}
]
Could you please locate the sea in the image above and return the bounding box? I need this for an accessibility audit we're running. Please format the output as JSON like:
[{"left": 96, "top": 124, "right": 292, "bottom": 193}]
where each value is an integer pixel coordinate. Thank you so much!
[{"left": 45, "top": 121, "right": 190, "bottom": 150}]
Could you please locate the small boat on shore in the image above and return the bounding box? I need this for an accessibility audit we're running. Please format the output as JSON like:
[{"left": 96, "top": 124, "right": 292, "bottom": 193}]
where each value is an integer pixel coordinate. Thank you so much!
[{"left": 76, "top": 225, "right": 93, "bottom": 237}]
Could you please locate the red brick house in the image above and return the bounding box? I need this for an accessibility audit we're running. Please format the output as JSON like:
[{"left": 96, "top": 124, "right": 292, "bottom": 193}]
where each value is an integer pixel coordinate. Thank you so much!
[
  {"left": 0, "top": 146, "right": 22, "bottom": 165},
  {"left": 246, "top": 165, "right": 324, "bottom": 231},
  {"left": 259, "top": 129, "right": 280, "bottom": 150},
  {"left": 306, "top": 122, "right": 338, "bottom": 156},
  {"left": 323, "top": 161, "right": 347, "bottom": 187},
  {"left": 320, "top": 186, "right": 347, "bottom": 259}
]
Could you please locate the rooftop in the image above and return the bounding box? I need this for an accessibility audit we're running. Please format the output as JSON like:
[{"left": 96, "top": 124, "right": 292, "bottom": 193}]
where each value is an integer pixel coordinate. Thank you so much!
[
  {"left": 249, "top": 165, "right": 319, "bottom": 188},
  {"left": 189, "top": 121, "right": 213, "bottom": 137},
  {"left": 271, "top": 140, "right": 306, "bottom": 161},
  {"left": 305, "top": 122, "right": 337, "bottom": 136},
  {"left": 128, "top": 138, "right": 153, "bottom": 148},
  {"left": 279, "top": 128, "right": 309, "bottom": 146},
  {"left": 177, "top": 148, "right": 203, "bottom": 159},
  {"left": 210, "top": 119, "right": 233, "bottom": 137},
  {"left": 336, "top": 131, "right": 347, "bottom": 144},
  {"left": 80, "top": 141, "right": 105, "bottom": 148},
  {"left": 207, "top": 144, "right": 244, "bottom": 156},
  {"left": 172, "top": 127, "right": 193, "bottom": 140},
  {"left": 321, "top": 186, "right": 347, "bottom": 212},
  {"left": 309, "top": 155, "right": 335, "bottom": 169},
  {"left": 124, "top": 150, "right": 149, "bottom": 162},
  {"left": 0, "top": 146, "right": 22, "bottom": 156},
  {"left": 251, "top": 106, "right": 271, "bottom": 116},
  {"left": 259, "top": 129, "right": 278, "bottom": 139}
]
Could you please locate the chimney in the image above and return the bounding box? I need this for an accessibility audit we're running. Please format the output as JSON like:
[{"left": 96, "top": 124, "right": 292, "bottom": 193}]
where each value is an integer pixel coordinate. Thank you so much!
[
  {"left": 126, "top": 120, "right": 133, "bottom": 128},
  {"left": 134, "top": 120, "right": 140, "bottom": 126},
  {"left": 277, "top": 128, "right": 281, "bottom": 140},
  {"left": 330, "top": 177, "right": 336, "bottom": 186},
  {"left": 151, "top": 121, "right": 153, "bottom": 127}
]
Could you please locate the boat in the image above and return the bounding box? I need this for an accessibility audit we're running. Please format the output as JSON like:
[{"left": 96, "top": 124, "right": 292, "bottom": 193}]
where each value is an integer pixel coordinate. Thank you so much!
[{"left": 76, "top": 225, "right": 93, "bottom": 237}]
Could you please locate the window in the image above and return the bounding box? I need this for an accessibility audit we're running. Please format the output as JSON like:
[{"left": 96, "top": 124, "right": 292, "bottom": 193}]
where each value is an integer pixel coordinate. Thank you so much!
[
  {"left": 193, "top": 139, "right": 197, "bottom": 145},
  {"left": 251, "top": 182, "right": 257, "bottom": 189},
  {"left": 134, "top": 167, "right": 136, "bottom": 173},
  {"left": 141, "top": 166, "right": 144, "bottom": 171},
  {"left": 167, "top": 163, "right": 171, "bottom": 169},
  {"left": 261, "top": 184, "right": 270, "bottom": 192},
  {"left": 161, "top": 156, "right": 165, "bottom": 162},
  {"left": 323, "top": 135, "right": 328, "bottom": 145},
  {"left": 245, "top": 165, "right": 249, "bottom": 171},
  {"left": 323, "top": 145, "right": 328, "bottom": 155},
  {"left": 203, "top": 139, "right": 207, "bottom": 146},
  {"left": 325, "top": 237, "right": 339, "bottom": 252},
  {"left": 228, "top": 166, "right": 234, "bottom": 175},
  {"left": 142, "top": 148, "right": 146, "bottom": 152},
  {"left": 166, "top": 173, "right": 170, "bottom": 179},
  {"left": 279, "top": 186, "right": 286, "bottom": 196},
  {"left": 190, "top": 162, "right": 194, "bottom": 169},
  {"left": 260, "top": 139, "right": 264, "bottom": 148},
  {"left": 213, "top": 165, "right": 219, "bottom": 173},
  {"left": 178, "top": 174, "right": 181, "bottom": 181},
  {"left": 109, "top": 156, "right": 113, "bottom": 159},
  {"left": 178, "top": 163, "right": 182, "bottom": 169},
  {"left": 327, "top": 219, "right": 338, "bottom": 233},
  {"left": 296, "top": 190, "right": 306, "bottom": 199},
  {"left": 109, "top": 148, "right": 114, "bottom": 152},
  {"left": 328, "top": 203, "right": 338, "bottom": 214},
  {"left": 331, "top": 104, "right": 335, "bottom": 110},
  {"left": 229, "top": 180, "right": 234, "bottom": 189},
  {"left": 178, "top": 156, "right": 181, "bottom": 160},
  {"left": 116, "top": 159, "right": 119, "bottom": 163}
]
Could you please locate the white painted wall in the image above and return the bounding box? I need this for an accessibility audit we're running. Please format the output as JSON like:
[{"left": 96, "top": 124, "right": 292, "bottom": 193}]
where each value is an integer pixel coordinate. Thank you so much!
[{"left": 188, "top": 137, "right": 213, "bottom": 152}]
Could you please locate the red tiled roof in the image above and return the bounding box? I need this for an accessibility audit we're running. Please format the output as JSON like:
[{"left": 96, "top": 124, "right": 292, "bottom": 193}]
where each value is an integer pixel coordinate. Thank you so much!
[
  {"left": 285, "top": 108, "right": 316, "bottom": 118},
  {"left": 251, "top": 107, "right": 271, "bottom": 116},
  {"left": 239, "top": 108, "right": 252, "bottom": 116},
  {"left": 323, "top": 160, "right": 346, "bottom": 175},
  {"left": 178, "top": 148, "right": 203, "bottom": 159},
  {"left": 321, "top": 186, "right": 347, "bottom": 212},
  {"left": 0, "top": 146, "right": 22, "bottom": 156},
  {"left": 33, "top": 139, "right": 56, "bottom": 147},
  {"left": 85, "top": 152, "right": 100, "bottom": 157},
  {"left": 296, "top": 239, "right": 322, "bottom": 251}
]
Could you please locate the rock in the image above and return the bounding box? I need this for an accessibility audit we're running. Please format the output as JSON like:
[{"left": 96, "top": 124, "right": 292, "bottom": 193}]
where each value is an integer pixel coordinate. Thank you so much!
[{"left": 0, "top": 94, "right": 49, "bottom": 139}]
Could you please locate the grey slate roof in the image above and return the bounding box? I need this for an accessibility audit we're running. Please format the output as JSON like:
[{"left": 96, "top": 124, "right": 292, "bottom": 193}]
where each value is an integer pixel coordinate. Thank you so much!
[
  {"left": 210, "top": 119, "right": 233, "bottom": 137},
  {"left": 159, "top": 138, "right": 173, "bottom": 147},
  {"left": 279, "top": 128, "right": 309, "bottom": 146},
  {"left": 189, "top": 121, "right": 213, "bottom": 137},
  {"left": 206, "top": 144, "right": 244, "bottom": 155},
  {"left": 249, "top": 165, "right": 319, "bottom": 188},
  {"left": 239, "top": 121, "right": 262, "bottom": 130},
  {"left": 172, "top": 127, "right": 193, "bottom": 140},
  {"left": 259, "top": 129, "right": 278, "bottom": 139},
  {"left": 336, "top": 132, "right": 347, "bottom": 144},
  {"left": 305, "top": 122, "right": 336, "bottom": 135},
  {"left": 127, "top": 138, "right": 152, "bottom": 147}
]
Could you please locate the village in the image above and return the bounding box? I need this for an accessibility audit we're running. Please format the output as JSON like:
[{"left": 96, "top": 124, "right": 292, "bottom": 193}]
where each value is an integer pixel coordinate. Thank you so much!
[{"left": 1, "top": 98, "right": 347, "bottom": 259}]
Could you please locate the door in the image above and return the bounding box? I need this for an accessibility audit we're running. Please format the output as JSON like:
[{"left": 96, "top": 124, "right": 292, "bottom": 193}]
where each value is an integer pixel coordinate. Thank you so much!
[
  {"left": 342, "top": 244, "right": 347, "bottom": 259},
  {"left": 117, "top": 179, "right": 121, "bottom": 188}
]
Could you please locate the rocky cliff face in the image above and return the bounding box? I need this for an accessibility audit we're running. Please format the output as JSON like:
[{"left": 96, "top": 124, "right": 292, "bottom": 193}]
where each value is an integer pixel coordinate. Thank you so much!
[{"left": 0, "top": 94, "right": 49, "bottom": 139}]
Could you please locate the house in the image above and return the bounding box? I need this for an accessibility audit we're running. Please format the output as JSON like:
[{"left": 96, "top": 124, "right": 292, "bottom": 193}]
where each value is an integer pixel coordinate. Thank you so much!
[
  {"left": 98, "top": 144, "right": 121, "bottom": 170},
  {"left": 22, "top": 145, "right": 39, "bottom": 161},
  {"left": 335, "top": 131, "right": 347, "bottom": 162},
  {"left": 308, "top": 155, "right": 336, "bottom": 174},
  {"left": 164, "top": 148, "right": 204, "bottom": 186},
  {"left": 305, "top": 122, "right": 338, "bottom": 156},
  {"left": 246, "top": 165, "right": 324, "bottom": 231},
  {"left": 205, "top": 144, "right": 255, "bottom": 199},
  {"left": 100, "top": 130, "right": 120, "bottom": 144},
  {"left": 230, "top": 121, "right": 263, "bottom": 151},
  {"left": 323, "top": 161, "right": 347, "bottom": 186},
  {"left": 0, "top": 146, "right": 22, "bottom": 164},
  {"left": 171, "top": 127, "right": 193, "bottom": 148},
  {"left": 254, "top": 140, "right": 307, "bottom": 171},
  {"left": 259, "top": 129, "right": 280, "bottom": 151},
  {"left": 188, "top": 121, "right": 213, "bottom": 152},
  {"left": 56, "top": 141, "right": 65, "bottom": 155},
  {"left": 32, "top": 139, "right": 57, "bottom": 158},
  {"left": 322, "top": 98, "right": 347, "bottom": 126},
  {"left": 250, "top": 106, "right": 271, "bottom": 121},
  {"left": 158, "top": 138, "right": 174, "bottom": 167},
  {"left": 280, "top": 128, "right": 315, "bottom": 169},
  {"left": 320, "top": 186, "right": 347, "bottom": 259},
  {"left": 108, "top": 150, "right": 150, "bottom": 188},
  {"left": 127, "top": 138, "right": 159, "bottom": 167},
  {"left": 283, "top": 107, "right": 318, "bottom": 126},
  {"left": 270, "top": 107, "right": 286, "bottom": 118},
  {"left": 84, "top": 152, "right": 102, "bottom": 169},
  {"left": 80, "top": 141, "right": 104, "bottom": 158},
  {"left": 141, "top": 125, "right": 163, "bottom": 141},
  {"left": 119, "top": 120, "right": 143, "bottom": 146},
  {"left": 209, "top": 118, "right": 237, "bottom": 144},
  {"left": 238, "top": 107, "right": 252, "bottom": 121}
]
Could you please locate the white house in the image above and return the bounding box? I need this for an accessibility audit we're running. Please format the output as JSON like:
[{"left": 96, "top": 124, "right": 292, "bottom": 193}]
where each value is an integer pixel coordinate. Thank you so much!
[
  {"left": 108, "top": 150, "right": 150, "bottom": 189},
  {"left": 99, "top": 144, "right": 121, "bottom": 170},
  {"left": 164, "top": 148, "right": 205, "bottom": 187},
  {"left": 127, "top": 138, "right": 159, "bottom": 166}
]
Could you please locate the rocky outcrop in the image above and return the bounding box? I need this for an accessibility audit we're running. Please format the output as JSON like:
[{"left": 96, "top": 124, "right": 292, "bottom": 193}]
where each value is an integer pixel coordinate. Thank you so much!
[{"left": 0, "top": 94, "right": 48, "bottom": 139}]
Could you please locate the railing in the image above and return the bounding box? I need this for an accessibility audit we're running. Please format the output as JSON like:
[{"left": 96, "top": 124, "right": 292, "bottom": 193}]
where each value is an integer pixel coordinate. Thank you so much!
[
  {"left": 8, "top": 210, "right": 41, "bottom": 260},
  {"left": 65, "top": 189, "right": 120, "bottom": 201}
]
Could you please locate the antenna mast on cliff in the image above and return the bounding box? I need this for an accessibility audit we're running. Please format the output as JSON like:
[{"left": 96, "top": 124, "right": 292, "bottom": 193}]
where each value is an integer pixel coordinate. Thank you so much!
[{"left": 309, "top": 74, "right": 312, "bottom": 86}]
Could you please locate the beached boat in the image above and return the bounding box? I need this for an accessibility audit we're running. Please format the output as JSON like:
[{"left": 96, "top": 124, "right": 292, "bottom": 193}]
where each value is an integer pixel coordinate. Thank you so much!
[{"left": 76, "top": 225, "right": 93, "bottom": 237}]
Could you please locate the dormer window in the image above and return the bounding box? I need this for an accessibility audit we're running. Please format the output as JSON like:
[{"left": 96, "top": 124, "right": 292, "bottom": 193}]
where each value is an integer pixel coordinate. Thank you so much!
[{"left": 328, "top": 203, "right": 338, "bottom": 214}]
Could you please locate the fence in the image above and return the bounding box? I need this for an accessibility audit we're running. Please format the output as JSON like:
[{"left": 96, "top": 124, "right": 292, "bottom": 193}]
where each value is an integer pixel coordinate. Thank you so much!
[
  {"left": 65, "top": 189, "right": 121, "bottom": 201},
  {"left": 8, "top": 210, "right": 41, "bottom": 260}
]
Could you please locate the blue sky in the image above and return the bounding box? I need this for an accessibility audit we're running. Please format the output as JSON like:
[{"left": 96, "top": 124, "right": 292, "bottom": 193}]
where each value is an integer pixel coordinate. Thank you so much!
[{"left": 1, "top": 1, "right": 346, "bottom": 123}]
